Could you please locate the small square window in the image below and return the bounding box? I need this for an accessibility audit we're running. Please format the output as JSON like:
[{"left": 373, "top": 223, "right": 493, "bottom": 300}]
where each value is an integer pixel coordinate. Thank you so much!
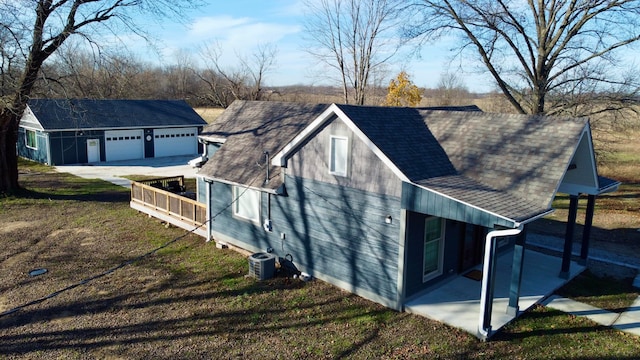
[
  {"left": 232, "top": 186, "right": 260, "bottom": 224},
  {"left": 329, "top": 136, "right": 348, "bottom": 177},
  {"left": 25, "top": 129, "right": 37, "bottom": 149}
]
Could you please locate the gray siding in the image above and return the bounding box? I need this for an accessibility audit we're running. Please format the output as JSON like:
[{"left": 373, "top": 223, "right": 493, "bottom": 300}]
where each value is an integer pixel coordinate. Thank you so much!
[
  {"left": 402, "top": 182, "right": 515, "bottom": 229},
  {"left": 287, "top": 116, "right": 402, "bottom": 197},
  {"left": 208, "top": 175, "right": 403, "bottom": 307},
  {"left": 206, "top": 143, "right": 221, "bottom": 157},
  {"left": 17, "top": 128, "right": 49, "bottom": 164},
  {"left": 196, "top": 177, "right": 207, "bottom": 204},
  {"left": 404, "top": 212, "right": 463, "bottom": 298}
]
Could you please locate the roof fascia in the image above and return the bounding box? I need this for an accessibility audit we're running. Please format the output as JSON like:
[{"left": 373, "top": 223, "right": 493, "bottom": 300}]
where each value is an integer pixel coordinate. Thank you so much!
[
  {"left": 19, "top": 105, "right": 45, "bottom": 131},
  {"left": 196, "top": 174, "right": 278, "bottom": 194},
  {"left": 39, "top": 125, "right": 203, "bottom": 132},
  {"left": 272, "top": 103, "right": 411, "bottom": 183},
  {"left": 583, "top": 123, "right": 600, "bottom": 189},
  {"left": 198, "top": 135, "right": 227, "bottom": 143},
  {"left": 410, "top": 181, "right": 520, "bottom": 227},
  {"left": 271, "top": 104, "right": 339, "bottom": 167},
  {"left": 598, "top": 179, "right": 621, "bottom": 194},
  {"left": 551, "top": 122, "right": 596, "bottom": 198}
]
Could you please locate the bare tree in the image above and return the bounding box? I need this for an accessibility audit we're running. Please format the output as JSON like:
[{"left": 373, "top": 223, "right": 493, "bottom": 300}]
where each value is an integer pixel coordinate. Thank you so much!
[
  {"left": 435, "top": 71, "right": 469, "bottom": 106},
  {"left": 195, "top": 43, "right": 277, "bottom": 108},
  {"left": 163, "top": 49, "right": 200, "bottom": 100},
  {"left": 407, "top": 0, "right": 640, "bottom": 115},
  {"left": 0, "top": 0, "right": 200, "bottom": 193},
  {"left": 303, "top": 0, "right": 404, "bottom": 105}
]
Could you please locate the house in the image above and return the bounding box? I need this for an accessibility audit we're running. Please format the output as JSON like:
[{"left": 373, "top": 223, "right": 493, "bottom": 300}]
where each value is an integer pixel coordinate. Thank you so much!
[
  {"left": 18, "top": 99, "right": 207, "bottom": 165},
  {"left": 194, "top": 100, "right": 619, "bottom": 339}
]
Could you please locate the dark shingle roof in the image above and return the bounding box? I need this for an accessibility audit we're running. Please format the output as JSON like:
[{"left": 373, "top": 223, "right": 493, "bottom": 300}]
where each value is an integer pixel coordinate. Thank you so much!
[
  {"left": 198, "top": 101, "right": 330, "bottom": 191},
  {"left": 414, "top": 175, "right": 549, "bottom": 222},
  {"left": 419, "top": 110, "right": 588, "bottom": 210},
  {"left": 200, "top": 100, "right": 590, "bottom": 223},
  {"left": 335, "top": 104, "right": 587, "bottom": 218},
  {"left": 334, "top": 105, "right": 459, "bottom": 180},
  {"left": 28, "top": 99, "right": 207, "bottom": 130}
]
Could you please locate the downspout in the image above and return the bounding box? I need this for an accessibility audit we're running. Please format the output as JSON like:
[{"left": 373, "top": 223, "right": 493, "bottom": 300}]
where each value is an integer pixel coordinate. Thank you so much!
[{"left": 478, "top": 224, "right": 524, "bottom": 339}]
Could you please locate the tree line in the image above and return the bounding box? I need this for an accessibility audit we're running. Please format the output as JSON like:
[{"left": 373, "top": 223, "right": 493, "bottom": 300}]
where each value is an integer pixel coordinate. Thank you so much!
[{"left": 2, "top": 0, "right": 640, "bottom": 193}]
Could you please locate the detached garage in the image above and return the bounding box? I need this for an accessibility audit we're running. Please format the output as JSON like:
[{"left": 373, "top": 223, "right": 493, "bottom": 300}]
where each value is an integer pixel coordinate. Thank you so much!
[{"left": 18, "top": 99, "right": 207, "bottom": 165}]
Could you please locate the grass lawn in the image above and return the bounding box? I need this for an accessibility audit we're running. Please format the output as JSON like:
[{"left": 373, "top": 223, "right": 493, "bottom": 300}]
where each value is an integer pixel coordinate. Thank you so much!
[
  {"left": 0, "top": 160, "right": 639, "bottom": 359},
  {"left": 556, "top": 270, "right": 640, "bottom": 312}
]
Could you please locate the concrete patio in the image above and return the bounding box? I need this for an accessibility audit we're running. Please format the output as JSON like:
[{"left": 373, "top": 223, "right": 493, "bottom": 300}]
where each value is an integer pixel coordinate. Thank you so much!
[{"left": 404, "top": 248, "right": 585, "bottom": 339}]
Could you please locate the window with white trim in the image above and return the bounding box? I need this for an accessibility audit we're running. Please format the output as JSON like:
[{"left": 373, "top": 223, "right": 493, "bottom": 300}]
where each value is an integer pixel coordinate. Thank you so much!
[
  {"left": 423, "top": 217, "right": 445, "bottom": 282},
  {"left": 25, "top": 129, "right": 37, "bottom": 150},
  {"left": 232, "top": 186, "right": 260, "bottom": 224},
  {"left": 329, "top": 135, "right": 348, "bottom": 176}
]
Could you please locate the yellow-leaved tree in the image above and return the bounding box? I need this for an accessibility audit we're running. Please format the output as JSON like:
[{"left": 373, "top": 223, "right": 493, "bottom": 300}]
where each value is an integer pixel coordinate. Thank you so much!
[{"left": 383, "top": 71, "right": 422, "bottom": 107}]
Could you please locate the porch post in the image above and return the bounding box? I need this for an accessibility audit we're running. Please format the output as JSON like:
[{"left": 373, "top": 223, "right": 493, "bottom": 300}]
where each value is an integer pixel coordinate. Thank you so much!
[
  {"left": 560, "top": 194, "right": 579, "bottom": 279},
  {"left": 507, "top": 227, "right": 527, "bottom": 316},
  {"left": 579, "top": 195, "right": 596, "bottom": 265}
]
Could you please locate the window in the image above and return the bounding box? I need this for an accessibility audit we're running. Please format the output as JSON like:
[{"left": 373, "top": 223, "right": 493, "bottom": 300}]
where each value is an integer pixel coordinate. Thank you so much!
[
  {"left": 25, "top": 129, "right": 37, "bottom": 149},
  {"left": 423, "top": 217, "right": 444, "bottom": 282},
  {"left": 329, "top": 135, "right": 348, "bottom": 176},
  {"left": 233, "top": 186, "right": 260, "bottom": 224}
]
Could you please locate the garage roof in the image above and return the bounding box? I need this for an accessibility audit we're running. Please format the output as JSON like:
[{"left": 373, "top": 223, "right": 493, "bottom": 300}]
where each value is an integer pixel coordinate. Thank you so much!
[{"left": 25, "top": 99, "right": 207, "bottom": 131}]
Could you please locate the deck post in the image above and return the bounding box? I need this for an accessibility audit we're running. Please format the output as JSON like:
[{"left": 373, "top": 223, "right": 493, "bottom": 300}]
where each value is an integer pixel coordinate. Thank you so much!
[
  {"left": 579, "top": 195, "right": 596, "bottom": 265},
  {"left": 560, "top": 194, "right": 579, "bottom": 279},
  {"left": 507, "top": 227, "right": 527, "bottom": 316}
]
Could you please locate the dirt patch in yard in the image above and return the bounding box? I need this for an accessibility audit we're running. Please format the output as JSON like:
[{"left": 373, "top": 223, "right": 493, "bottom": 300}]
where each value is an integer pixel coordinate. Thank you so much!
[{"left": 0, "top": 221, "right": 31, "bottom": 234}]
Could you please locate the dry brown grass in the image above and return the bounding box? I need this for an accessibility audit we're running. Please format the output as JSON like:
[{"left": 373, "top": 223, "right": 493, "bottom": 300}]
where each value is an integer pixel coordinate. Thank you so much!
[{"left": 194, "top": 107, "right": 225, "bottom": 124}]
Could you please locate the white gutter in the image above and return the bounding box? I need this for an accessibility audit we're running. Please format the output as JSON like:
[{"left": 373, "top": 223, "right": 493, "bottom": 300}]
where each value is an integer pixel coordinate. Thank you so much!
[{"left": 478, "top": 225, "right": 524, "bottom": 339}]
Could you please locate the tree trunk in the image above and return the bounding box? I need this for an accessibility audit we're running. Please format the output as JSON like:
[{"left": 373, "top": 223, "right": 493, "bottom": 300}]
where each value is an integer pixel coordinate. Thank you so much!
[{"left": 0, "top": 111, "right": 20, "bottom": 194}]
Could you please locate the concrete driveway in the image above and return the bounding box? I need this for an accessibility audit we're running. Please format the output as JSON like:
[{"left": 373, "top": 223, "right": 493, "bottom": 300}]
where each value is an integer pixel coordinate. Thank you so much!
[{"left": 55, "top": 154, "right": 200, "bottom": 188}]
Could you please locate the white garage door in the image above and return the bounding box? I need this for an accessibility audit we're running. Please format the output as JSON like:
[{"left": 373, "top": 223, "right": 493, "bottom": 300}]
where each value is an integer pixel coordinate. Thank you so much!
[
  {"left": 153, "top": 128, "right": 198, "bottom": 157},
  {"left": 105, "top": 130, "right": 144, "bottom": 161}
]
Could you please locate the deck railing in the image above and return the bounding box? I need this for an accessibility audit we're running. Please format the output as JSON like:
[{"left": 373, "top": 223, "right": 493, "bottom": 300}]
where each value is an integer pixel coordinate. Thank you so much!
[{"left": 130, "top": 177, "right": 206, "bottom": 232}]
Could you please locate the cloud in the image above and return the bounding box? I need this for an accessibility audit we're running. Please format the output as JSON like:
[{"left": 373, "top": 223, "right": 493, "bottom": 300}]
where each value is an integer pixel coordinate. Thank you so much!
[{"left": 187, "top": 15, "right": 301, "bottom": 48}]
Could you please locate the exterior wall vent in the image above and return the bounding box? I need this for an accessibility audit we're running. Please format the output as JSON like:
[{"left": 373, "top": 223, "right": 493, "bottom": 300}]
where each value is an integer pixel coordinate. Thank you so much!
[{"left": 248, "top": 252, "right": 276, "bottom": 280}]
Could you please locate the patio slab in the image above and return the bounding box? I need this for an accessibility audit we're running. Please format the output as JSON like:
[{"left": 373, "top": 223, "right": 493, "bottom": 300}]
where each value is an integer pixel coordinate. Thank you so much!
[
  {"left": 612, "top": 296, "right": 640, "bottom": 336},
  {"left": 404, "top": 249, "right": 585, "bottom": 339},
  {"left": 543, "top": 295, "right": 619, "bottom": 326},
  {"left": 55, "top": 154, "right": 200, "bottom": 188}
]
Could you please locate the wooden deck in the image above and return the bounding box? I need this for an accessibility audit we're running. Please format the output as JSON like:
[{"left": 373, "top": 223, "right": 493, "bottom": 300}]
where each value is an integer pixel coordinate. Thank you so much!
[{"left": 130, "top": 176, "right": 207, "bottom": 238}]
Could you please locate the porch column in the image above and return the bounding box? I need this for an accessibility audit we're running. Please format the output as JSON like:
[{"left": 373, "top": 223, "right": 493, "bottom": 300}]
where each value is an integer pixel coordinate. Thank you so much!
[
  {"left": 560, "top": 194, "right": 579, "bottom": 279},
  {"left": 579, "top": 195, "right": 596, "bottom": 265},
  {"left": 507, "top": 227, "right": 527, "bottom": 316}
]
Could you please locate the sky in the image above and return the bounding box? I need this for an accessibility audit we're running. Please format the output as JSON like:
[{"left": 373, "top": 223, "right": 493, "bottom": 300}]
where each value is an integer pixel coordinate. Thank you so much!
[{"left": 135, "top": 0, "right": 494, "bottom": 92}]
